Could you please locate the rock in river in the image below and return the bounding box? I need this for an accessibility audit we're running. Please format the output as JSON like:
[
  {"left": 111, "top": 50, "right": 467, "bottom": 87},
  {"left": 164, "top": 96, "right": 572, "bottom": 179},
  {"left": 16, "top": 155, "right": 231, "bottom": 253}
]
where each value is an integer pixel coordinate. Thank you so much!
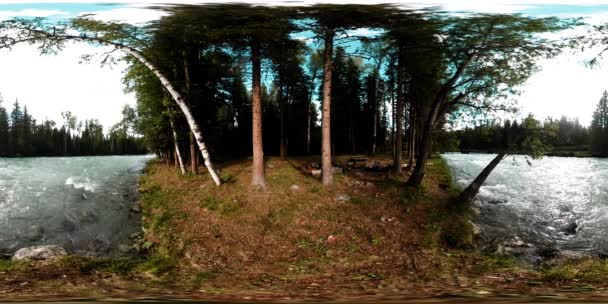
[
  {"left": 12, "top": 245, "right": 67, "bottom": 261},
  {"left": 562, "top": 222, "right": 578, "bottom": 235}
]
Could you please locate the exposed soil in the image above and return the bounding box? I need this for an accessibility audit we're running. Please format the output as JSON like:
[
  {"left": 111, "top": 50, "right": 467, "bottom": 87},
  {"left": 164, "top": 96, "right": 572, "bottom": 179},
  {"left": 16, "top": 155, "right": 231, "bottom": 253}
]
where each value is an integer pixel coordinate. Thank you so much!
[{"left": 2, "top": 155, "right": 608, "bottom": 302}]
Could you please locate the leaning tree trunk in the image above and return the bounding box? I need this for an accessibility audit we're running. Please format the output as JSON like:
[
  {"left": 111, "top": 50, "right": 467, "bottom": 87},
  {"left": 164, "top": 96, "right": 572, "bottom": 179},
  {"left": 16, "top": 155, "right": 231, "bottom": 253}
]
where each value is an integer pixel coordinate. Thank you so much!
[
  {"left": 407, "top": 109, "right": 435, "bottom": 187},
  {"left": 47, "top": 36, "right": 223, "bottom": 185},
  {"left": 455, "top": 152, "right": 506, "bottom": 207},
  {"left": 251, "top": 40, "right": 266, "bottom": 187},
  {"left": 170, "top": 117, "right": 186, "bottom": 175},
  {"left": 117, "top": 44, "right": 221, "bottom": 185},
  {"left": 393, "top": 44, "right": 405, "bottom": 173},
  {"left": 321, "top": 29, "right": 335, "bottom": 186}
]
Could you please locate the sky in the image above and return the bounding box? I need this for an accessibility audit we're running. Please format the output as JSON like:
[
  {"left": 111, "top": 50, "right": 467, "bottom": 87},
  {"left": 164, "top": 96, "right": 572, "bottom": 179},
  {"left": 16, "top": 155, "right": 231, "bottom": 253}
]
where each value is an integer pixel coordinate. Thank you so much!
[{"left": 1, "top": 1, "right": 608, "bottom": 130}]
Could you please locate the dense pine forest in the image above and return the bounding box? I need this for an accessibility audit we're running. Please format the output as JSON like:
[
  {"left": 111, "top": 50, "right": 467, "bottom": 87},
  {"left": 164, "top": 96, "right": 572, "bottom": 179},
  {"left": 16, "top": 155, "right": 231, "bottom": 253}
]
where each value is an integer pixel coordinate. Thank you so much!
[
  {"left": 0, "top": 98, "right": 146, "bottom": 157},
  {"left": 0, "top": 3, "right": 605, "bottom": 195},
  {"left": 440, "top": 90, "right": 608, "bottom": 157}
]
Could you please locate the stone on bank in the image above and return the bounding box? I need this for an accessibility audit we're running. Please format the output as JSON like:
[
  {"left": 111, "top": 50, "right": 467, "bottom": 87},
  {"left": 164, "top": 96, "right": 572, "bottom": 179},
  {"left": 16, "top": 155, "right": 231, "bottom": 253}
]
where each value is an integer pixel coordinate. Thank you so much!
[{"left": 12, "top": 245, "right": 67, "bottom": 261}]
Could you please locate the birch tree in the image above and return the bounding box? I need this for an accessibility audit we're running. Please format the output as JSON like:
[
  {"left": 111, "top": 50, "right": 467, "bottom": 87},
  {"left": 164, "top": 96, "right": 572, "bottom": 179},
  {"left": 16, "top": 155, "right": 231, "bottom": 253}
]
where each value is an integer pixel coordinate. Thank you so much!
[{"left": 0, "top": 17, "right": 222, "bottom": 185}]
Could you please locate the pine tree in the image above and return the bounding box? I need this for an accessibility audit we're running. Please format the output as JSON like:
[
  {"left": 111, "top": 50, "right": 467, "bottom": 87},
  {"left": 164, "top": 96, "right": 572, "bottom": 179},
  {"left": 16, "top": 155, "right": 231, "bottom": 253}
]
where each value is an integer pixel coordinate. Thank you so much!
[
  {"left": 591, "top": 90, "right": 608, "bottom": 156},
  {"left": 0, "top": 96, "right": 9, "bottom": 156}
]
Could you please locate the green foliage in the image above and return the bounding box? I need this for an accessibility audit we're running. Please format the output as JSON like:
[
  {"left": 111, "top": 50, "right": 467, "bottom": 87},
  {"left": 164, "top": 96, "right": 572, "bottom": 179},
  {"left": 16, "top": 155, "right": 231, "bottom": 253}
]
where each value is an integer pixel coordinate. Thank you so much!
[
  {"left": 590, "top": 90, "right": 608, "bottom": 156},
  {"left": 542, "top": 260, "right": 608, "bottom": 283},
  {"left": 200, "top": 195, "right": 241, "bottom": 215},
  {"left": 0, "top": 259, "right": 28, "bottom": 272},
  {"left": 0, "top": 98, "right": 146, "bottom": 157},
  {"left": 57, "top": 256, "right": 142, "bottom": 275},
  {"left": 474, "top": 253, "right": 517, "bottom": 272},
  {"left": 453, "top": 115, "right": 588, "bottom": 156},
  {"left": 141, "top": 254, "right": 177, "bottom": 276}
]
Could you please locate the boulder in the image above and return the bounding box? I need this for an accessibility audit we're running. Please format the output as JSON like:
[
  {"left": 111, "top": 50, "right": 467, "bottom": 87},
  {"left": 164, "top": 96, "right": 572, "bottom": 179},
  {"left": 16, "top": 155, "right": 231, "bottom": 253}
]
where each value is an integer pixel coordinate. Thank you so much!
[
  {"left": 290, "top": 184, "right": 300, "bottom": 191},
  {"left": 557, "top": 250, "right": 589, "bottom": 261},
  {"left": 12, "top": 245, "right": 67, "bottom": 261},
  {"left": 536, "top": 246, "right": 559, "bottom": 260}
]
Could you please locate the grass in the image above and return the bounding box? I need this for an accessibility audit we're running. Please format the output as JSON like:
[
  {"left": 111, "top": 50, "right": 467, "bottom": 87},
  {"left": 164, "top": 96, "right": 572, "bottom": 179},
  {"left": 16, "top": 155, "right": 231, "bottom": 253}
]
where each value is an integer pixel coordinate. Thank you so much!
[
  {"left": 3, "top": 154, "right": 605, "bottom": 298},
  {"left": 0, "top": 259, "right": 28, "bottom": 272},
  {"left": 200, "top": 195, "right": 241, "bottom": 215},
  {"left": 542, "top": 259, "right": 608, "bottom": 283},
  {"left": 474, "top": 253, "right": 518, "bottom": 273}
]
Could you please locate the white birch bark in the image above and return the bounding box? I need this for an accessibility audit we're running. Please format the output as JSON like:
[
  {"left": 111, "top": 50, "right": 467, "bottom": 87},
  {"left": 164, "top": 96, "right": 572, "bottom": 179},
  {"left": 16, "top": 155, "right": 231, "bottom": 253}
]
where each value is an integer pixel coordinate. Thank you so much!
[
  {"left": 170, "top": 117, "right": 186, "bottom": 175},
  {"left": 2, "top": 33, "right": 223, "bottom": 185}
]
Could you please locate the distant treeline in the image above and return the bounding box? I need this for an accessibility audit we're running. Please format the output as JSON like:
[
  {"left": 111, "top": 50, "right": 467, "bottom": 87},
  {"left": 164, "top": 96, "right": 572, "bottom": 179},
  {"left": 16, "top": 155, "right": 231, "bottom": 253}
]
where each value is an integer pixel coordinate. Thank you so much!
[
  {"left": 441, "top": 91, "right": 608, "bottom": 157},
  {"left": 0, "top": 99, "right": 147, "bottom": 157},
  {"left": 440, "top": 116, "right": 589, "bottom": 154}
]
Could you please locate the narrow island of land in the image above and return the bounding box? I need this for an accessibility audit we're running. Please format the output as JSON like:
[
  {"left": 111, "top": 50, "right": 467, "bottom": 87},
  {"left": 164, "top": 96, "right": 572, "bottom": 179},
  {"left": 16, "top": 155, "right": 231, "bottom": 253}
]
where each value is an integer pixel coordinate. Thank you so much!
[{"left": 1, "top": 155, "right": 608, "bottom": 302}]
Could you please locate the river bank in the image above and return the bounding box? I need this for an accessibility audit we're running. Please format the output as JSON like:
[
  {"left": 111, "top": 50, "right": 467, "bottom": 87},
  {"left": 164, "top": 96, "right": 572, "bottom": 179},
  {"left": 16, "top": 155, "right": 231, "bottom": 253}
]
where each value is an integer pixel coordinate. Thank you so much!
[{"left": 1, "top": 155, "right": 608, "bottom": 301}]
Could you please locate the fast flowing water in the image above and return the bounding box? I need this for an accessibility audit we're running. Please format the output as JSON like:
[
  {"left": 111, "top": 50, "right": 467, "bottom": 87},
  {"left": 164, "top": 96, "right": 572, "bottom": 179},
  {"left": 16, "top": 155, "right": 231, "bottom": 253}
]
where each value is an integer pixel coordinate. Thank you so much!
[
  {"left": 0, "top": 155, "right": 154, "bottom": 256},
  {"left": 443, "top": 153, "right": 608, "bottom": 260}
]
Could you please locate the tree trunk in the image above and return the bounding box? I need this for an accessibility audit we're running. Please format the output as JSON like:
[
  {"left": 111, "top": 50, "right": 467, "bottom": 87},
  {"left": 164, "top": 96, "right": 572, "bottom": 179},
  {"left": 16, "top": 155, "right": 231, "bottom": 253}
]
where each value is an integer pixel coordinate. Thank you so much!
[
  {"left": 455, "top": 153, "right": 506, "bottom": 207},
  {"left": 183, "top": 52, "right": 198, "bottom": 176},
  {"left": 251, "top": 40, "right": 266, "bottom": 187},
  {"left": 371, "top": 84, "right": 378, "bottom": 155},
  {"left": 278, "top": 73, "right": 285, "bottom": 160},
  {"left": 190, "top": 132, "right": 198, "bottom": 175},
  {"left": 170, "top": 117, "right": 186, "bottom": 175},
  {"left": 321, "top": 29, "right": 335, "bottom": 186},
  {"left": 393, "top": 44, "right": 405, "bottom": 173},
  {"left": 72, "top": 38, "right": 223, "bottom": 185},
  {"left": 407, "top": 94, "right": 416, "bottom": 170},
  {"left": 407, "top": 112, "right": 434, "bottom": 187},
  {"left": 306, "top": 96, "right": 312, "bottom": 154}
]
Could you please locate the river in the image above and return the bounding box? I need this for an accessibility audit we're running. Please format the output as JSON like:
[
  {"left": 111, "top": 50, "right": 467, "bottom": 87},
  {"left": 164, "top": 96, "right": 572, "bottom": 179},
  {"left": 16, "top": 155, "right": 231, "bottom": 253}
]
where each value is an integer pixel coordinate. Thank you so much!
[
  {"left": 443, "top": 153, "right": 608, "bottom": 261},
  {"left": 0, "top": 155, "right": 154, "bottom": 257}
]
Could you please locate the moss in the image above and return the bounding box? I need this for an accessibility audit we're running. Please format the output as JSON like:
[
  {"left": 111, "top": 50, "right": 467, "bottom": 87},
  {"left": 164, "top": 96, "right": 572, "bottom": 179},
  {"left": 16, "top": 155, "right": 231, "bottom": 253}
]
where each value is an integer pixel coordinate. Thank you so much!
[
  {"left": 56, "top": 256, "right": 143, "bottom": 275},
  {"left": 194, "top": 271, "right": 218, "bottom": 284},
  {"left": 0, "top": 259, "right": 29, "bottom": 272},
  {"left": 200, "top": 195, "right": 241, "bottom": 215},
  {"left": 440, "top": 217, "right": 474, "bottom": 249},
  {"left": 542, "top": 260, "right": 608, "bottom": 283},
  {"left": 140, "top": 254, "right": 177, "bottom": 276},
  {"left": 474, "top": 253, "right": 517, "bottom": 272}
]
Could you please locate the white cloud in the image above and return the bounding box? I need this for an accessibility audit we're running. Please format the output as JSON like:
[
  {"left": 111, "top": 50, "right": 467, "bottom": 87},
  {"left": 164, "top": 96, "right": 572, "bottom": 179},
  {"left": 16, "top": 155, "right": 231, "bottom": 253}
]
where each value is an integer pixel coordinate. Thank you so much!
[
  {"left": 518, "top": 47, "right": 608, "bottom": 126},
  {"left": 0, "top": 9, "right": 68, "bottom": 21},
  {"left": 78, "top": 7, "right": 167, "bottom": 25},
  {"left": 0, "top": 42, "right": 135, "bottom": 132}
]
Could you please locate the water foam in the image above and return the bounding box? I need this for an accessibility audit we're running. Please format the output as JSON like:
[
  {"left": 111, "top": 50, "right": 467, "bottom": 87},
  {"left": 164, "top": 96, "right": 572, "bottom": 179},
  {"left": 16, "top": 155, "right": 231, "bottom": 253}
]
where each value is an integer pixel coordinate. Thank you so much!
[{"left": 65, "top": 177, "right": 97, "bottom": 192}]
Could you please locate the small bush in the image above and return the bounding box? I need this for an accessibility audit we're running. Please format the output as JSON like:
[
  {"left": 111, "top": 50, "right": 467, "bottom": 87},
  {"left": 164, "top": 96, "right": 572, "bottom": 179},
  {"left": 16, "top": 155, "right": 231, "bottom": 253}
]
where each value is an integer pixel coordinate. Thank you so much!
[
  {"left": 141, "top": 255, "right": 176, "bottom": 276},
  {"left": 543, "top": 260, "right": 608, "bottom": 283}
]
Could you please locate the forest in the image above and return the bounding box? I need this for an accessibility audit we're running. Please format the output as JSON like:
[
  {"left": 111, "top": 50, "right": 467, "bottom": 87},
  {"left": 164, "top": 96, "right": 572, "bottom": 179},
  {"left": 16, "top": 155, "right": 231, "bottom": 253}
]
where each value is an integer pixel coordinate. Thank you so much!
[
  {"left": 0, "top": 99, "right": 146, "bottom": 156},
  {"left": 441, "top": 90, "right": 608, "bottom": 157},
  {"left": 5, "top": 3, "right": 608, "bottom": 300},
  {"left": 0, "top": 3, "right": 600, "bottom": 197}
]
